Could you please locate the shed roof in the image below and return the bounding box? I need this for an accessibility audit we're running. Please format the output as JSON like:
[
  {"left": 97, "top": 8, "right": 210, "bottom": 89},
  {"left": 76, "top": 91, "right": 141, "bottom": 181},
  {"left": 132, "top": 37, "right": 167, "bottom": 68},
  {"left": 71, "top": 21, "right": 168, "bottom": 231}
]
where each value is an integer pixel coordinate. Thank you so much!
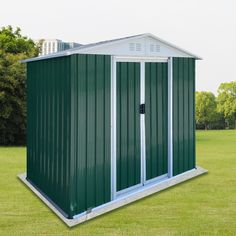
[{"left": 22, "top": 33, "right": 202, "bottom": 63}]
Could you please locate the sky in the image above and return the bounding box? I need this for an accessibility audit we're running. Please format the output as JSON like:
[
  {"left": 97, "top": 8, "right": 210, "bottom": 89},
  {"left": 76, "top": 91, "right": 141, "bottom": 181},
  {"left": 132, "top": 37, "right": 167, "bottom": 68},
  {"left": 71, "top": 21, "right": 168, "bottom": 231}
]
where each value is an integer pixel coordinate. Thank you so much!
[{"left": 0, "top": 0, "right": 235, "bottom": 94}]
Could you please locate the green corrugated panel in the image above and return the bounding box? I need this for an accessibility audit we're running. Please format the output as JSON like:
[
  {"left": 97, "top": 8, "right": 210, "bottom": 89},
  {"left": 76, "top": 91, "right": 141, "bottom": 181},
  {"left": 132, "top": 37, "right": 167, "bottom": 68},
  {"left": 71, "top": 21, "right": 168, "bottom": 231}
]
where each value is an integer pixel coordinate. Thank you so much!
[
  {"left": 116, "top": 62, "right": 141, "bottom": 191},
  {"left": 145, "top": 62, "right": 168, "bottom": 180},
  {"left": 70, "top": 54, "right": 111, "bottom": 215},
  {"left": 27, "top": 57, "right": 72, "bottom": 216},
  {"left": 27, "top": 54, "right": 111, "bottom": 218},
  {"left": 173, "top": 57, "right": 195, "bottom": 176}
]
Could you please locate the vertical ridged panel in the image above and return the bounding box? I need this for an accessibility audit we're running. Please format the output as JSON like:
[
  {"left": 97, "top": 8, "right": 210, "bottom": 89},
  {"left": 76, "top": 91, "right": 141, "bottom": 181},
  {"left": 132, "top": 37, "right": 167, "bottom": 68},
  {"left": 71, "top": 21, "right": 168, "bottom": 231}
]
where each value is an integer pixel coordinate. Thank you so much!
[
  {"left": 145, "top": 62, "right": 168, "bottom": 180},
  {"left": 27, "top": 54, "right": 111, "bottom": 218},
  {"left": 27, "top": 57, "right": 72, "bottom": 216},
  {"left": 70, "top": 54, "right": 111, "bottom": 215},
  {"left": 116, "top": 62, "right": 141, "bottom": 191},
  {"left": 173, "top": 57, "right": 195, "bottom": 176}
]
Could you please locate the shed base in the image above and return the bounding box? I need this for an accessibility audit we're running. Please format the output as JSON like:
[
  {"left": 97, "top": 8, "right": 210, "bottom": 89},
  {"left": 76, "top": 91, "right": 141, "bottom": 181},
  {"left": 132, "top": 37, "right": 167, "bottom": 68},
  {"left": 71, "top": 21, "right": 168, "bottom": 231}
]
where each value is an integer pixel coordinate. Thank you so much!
[{"left": 18, "top": 166, "right": 207, "bottom": 227}]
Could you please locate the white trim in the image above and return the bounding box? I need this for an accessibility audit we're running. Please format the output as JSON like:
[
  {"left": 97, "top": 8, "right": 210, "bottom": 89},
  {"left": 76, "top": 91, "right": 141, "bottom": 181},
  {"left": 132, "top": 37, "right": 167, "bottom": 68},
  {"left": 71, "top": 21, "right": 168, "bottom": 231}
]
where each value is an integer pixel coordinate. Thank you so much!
[
  {"left": 168, "top": 57, "right": 173, "bottom": 178},
  {"left": 116, "top": 183, "right": 143, "bottom": 197},
  {"left": 18, "top": 167, "right": 207, "bottom": 227},
  {"left": 117, "top": 173, "right": 168, "bottom": 198},
  {"left": 115, "top": 56, "right": 168, "bottom": 63},
  {"left": 111, "top": 56, "right": 117, "bottom": 200},
  {"left": 140, "top": 61, "right": 146, "bottom": 184},
  {"left": 144, "top": 173, "right": 168, "bottom": 185}
]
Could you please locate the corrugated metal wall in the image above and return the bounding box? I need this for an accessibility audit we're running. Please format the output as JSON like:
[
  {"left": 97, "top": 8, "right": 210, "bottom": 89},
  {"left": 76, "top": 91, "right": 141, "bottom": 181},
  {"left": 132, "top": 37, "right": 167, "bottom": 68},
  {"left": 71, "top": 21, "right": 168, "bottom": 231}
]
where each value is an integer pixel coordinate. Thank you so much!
[
  {"left": 145, "top": 62, "right": 168, "bottom": 180},
  {"left": 27, "top": 56, "right": 72, "bottom": 216},
  {"left": 27, "top": 54, "right": 195, "bottom": 218},
  {"left": 70, "top": 54, "right": 111, "bottom": 215},
  {"left": 172, "top": 57, "right": 195, "bottom": 176},
  {"left": 27, "top": 54, "right": 111, "bottom": 218},
  {"left": 116, "top": 62, "right": 141, "bottom": 191}
]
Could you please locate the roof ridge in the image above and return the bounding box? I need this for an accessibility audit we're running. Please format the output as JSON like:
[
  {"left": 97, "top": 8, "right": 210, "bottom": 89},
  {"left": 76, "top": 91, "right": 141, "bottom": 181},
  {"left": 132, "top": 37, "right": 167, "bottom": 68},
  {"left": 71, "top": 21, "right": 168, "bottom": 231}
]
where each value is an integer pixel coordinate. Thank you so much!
[{"left": 22, "top": 33, "right": 202, "bottom": 63}]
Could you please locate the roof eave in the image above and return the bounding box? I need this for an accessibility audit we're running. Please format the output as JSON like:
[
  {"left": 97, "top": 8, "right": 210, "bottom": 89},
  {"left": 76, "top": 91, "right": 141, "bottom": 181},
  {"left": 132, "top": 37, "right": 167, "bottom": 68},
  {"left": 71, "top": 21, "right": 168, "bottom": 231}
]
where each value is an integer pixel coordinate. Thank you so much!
[
  {"left": 145, "top": 33, "right": 202, "bottom": 60},
  {"left": 21, "top": 33, "right": 202, "bottom": 63},
  {"left": 21, "top": 51, "right": 71, "bottom": 63}
]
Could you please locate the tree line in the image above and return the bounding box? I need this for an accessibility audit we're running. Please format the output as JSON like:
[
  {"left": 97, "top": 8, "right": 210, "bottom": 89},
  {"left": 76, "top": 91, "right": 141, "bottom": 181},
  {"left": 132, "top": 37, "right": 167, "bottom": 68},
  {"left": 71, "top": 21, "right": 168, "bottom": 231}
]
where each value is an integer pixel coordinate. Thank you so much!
[
  {"left": 196, "top": 82, "right": 236, "bottom": 130},
  {"left": 0, "top": 26, "right": 235, "bottom": 145}
]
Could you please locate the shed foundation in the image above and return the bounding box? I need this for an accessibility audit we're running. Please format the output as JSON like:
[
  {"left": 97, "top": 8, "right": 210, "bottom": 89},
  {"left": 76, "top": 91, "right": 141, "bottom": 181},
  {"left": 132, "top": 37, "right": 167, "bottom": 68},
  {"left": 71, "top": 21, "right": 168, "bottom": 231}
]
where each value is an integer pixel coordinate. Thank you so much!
[{"left": 18, "top": 166, "right": 207, "bottom": 227}]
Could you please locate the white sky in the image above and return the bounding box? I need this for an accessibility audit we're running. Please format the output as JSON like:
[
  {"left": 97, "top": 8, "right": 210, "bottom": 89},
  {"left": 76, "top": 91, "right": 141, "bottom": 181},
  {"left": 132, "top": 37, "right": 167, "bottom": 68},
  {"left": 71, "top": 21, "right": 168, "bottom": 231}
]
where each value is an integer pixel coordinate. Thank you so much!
[{"left": 0, "top": 0, "right": 235, "bottom": 94}]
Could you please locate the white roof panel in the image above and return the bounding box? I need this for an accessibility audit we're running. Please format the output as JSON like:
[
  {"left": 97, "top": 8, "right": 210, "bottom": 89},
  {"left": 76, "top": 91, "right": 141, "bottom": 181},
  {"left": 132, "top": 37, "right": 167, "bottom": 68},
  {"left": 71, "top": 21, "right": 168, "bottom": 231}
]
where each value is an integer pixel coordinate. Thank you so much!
[{"left": 22, "top": 33, "right": 202, "bottom": 63}]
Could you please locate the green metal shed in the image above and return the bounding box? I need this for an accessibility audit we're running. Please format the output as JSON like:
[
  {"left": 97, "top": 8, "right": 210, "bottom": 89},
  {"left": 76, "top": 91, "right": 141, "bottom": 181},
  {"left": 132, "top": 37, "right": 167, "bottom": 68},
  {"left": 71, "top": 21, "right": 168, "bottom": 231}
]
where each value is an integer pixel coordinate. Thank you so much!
[{"left": 19, "top": 33, "right": 207, "bottom": 226}]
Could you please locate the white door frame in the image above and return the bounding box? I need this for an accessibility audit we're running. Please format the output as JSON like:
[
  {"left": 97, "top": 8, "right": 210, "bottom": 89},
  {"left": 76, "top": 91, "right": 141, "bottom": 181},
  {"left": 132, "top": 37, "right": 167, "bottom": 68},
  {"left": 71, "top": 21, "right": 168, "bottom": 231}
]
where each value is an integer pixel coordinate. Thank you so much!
[
  {"left": 140, "top": 60, "right": 146, "bottom": 186},
  {"left": 111, "top": 56, "right": 172, "bottom": 200},
  {"left": 168, "top": 57, "right": 173, "bottom": 178}
]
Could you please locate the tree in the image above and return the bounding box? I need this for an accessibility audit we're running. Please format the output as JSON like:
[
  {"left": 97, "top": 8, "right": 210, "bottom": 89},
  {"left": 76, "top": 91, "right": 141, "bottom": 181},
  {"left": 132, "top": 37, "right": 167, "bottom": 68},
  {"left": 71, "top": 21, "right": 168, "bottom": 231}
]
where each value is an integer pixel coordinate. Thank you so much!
[
  {"left": 217, "top": 81, "right": 236, "bottom": 129},
  {"left": 0, "top": 26, "right": 39, "bottom": 145},
  {"left": 195, "top": 91, "right": 217, "bottom": 130},
  {"left": 34, "top": 39, "right": 45, "bottom": 55}
]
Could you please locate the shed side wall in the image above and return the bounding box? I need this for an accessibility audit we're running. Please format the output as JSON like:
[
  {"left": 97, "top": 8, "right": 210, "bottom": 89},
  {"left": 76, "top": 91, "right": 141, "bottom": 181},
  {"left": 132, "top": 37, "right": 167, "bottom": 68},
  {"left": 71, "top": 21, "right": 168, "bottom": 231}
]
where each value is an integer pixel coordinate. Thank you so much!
[
  {"left": 172, "top": 57, "right": 195, "bottom": 176},
  {"left": 69, "top": 54, "right": 111, "bottom": 215},
  {"left": 27, "top": 56, "right": 72, "bottom": 216}
]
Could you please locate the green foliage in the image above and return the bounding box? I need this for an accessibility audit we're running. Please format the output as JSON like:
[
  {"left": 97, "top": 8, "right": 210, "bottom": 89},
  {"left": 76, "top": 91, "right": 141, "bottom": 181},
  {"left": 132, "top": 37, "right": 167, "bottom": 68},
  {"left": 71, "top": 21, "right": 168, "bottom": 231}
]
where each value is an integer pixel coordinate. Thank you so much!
[
  {"left": 209, "top": 112, "right": 225, "bottom": 130},
  {"left": 0, "top": 26, "right": 39, "bottom": 145},
  {"left": 217, "top": 81, "right": 236, "bottom": 129},
  {"left": 195, "top": 91, "right": 218, "bottom": 129},
  {"left": 196, "top": 82, "right": 236, "bottom": 130}
]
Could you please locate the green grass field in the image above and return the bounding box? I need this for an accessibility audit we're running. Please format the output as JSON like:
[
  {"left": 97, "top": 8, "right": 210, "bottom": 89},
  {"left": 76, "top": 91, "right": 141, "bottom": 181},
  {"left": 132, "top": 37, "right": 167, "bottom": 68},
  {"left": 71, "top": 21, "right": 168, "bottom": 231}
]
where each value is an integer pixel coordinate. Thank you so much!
[{"left": 0, "top": 130, "right": 236, "bottom": 235}]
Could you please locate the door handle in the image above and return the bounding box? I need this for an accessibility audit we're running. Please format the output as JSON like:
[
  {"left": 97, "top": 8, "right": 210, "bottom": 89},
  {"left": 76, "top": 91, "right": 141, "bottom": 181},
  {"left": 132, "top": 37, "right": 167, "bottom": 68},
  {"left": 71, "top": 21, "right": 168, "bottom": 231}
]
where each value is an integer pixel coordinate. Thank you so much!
[{"left": 139, "top": 104, "right": 145, "bottom": 114}]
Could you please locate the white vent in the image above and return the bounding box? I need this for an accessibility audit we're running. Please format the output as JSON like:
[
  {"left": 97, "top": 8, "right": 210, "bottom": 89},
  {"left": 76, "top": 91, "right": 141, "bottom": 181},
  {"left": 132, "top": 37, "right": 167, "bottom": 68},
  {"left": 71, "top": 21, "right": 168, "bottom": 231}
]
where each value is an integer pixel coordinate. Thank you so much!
[
  {"left": 155, "top": 44, "right": 160, "bottom": 52},
  {"left": 129, "top": 43, "right": 142, "bottom": 52},
  {"left": 129, "top": 43, "right": 135, "bottom": 51},
  {"left": 150, "top": 44, "right": 154, "bottom": 52},
  {"left": 135, "top": 43, "right": 141, "bottom": 51},
  {"left": 150, "top": 44, "right": 160, "bottom": 52}
]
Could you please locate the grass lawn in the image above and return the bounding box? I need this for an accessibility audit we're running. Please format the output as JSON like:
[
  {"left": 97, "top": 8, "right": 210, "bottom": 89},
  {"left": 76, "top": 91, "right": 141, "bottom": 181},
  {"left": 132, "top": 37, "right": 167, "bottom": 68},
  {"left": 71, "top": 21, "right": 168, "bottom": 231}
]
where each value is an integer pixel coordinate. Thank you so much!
[{"left": 0, "top": 130, "right": 236, "bottom": 235}]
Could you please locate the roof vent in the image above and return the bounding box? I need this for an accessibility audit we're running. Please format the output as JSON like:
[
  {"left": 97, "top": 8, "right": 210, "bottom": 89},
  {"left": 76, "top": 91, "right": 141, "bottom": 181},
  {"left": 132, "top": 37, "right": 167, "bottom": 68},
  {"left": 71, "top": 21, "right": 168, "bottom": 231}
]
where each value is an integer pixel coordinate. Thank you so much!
[
  {"left": 129, "top": 43, "right": 142, "bottom": 52},
  {"left": 135, "top": 43, "right": 141, "bottom": 51},
  {"left": 150, "top": 44, "right": 160, "bottom": 52},
  {"left": 129, "top": 43, "right": 135, "bottom": 51}
]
